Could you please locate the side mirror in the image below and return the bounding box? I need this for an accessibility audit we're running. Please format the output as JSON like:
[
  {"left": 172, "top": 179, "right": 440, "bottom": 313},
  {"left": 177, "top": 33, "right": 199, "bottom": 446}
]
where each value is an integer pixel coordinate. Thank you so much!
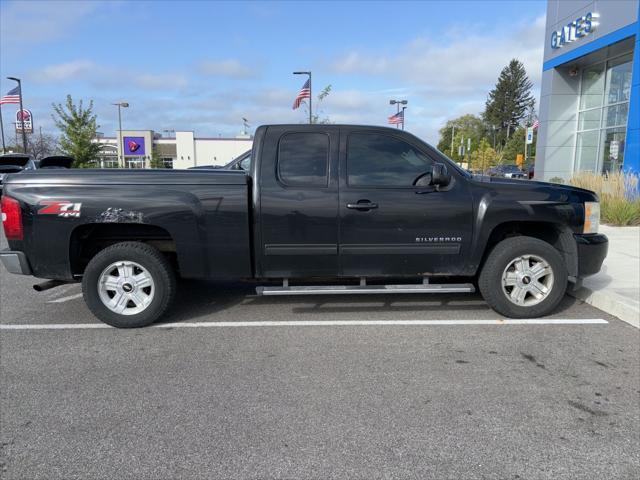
[{"left": 431, "top": 163, "right": 451, "bottom": 187}]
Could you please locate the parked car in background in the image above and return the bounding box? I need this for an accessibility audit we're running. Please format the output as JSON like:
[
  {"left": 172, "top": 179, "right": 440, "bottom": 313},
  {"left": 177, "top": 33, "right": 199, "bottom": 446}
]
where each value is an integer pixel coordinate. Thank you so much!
[
  {"left": 487, "top": 164, "right": 527, "bottom": 179},
  {"left": 187, "top": 150, "right": 252, "bottom": 171},
  {"left": 0, "top": 154, "right": 36, "bottom": 191},
  {"left": 224, "top": 150, "right": 251, "bottom": 171},
  {"left": 37, "top": 155, "right": 74, "bottom": 169}
]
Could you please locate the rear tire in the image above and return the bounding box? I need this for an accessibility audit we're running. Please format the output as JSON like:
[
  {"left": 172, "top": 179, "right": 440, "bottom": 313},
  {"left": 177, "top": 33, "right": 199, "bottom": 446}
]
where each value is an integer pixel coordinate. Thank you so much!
[
  {"left": 82, "top": 242, "right": 176, "bottom": 328},
  {"left": 479, "top": 236, "right": 567, "bottom": 318}
]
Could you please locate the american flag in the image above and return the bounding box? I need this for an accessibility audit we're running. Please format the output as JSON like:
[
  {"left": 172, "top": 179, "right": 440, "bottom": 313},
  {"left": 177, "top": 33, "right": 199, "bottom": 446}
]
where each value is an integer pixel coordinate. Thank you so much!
[
  {"left": 0, "top": 86, "right": 21, "bottom": 105},
  {"left": 388, "top": 110, "right": 404, "bottom": 125},
  {"left": 532, "top": 119, "right": 539, "bottom": 129},
  {"left": 292, "top": 79, "right": 310, "bottom": 110}
]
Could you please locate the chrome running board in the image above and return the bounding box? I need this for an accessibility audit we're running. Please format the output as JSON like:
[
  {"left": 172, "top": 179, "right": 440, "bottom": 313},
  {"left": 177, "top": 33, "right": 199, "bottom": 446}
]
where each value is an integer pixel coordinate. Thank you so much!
[{"left": 256, "top": 283, "right": 475, "bottom": 296}]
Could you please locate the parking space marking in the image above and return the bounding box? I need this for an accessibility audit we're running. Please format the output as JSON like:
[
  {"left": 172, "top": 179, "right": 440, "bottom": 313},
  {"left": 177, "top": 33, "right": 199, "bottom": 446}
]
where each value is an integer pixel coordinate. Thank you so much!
[
  {"left": 47, "top": 293, "right": 84, "bottom": 303},
  {"left": 0, "top": 318, "right": 609, "bottom": 330}
]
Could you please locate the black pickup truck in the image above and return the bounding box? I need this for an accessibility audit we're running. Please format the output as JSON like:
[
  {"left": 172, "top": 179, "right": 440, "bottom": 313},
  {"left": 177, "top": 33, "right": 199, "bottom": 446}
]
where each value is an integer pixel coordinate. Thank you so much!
[{"left": 0, "top": 124, "right": 607, "bottom": 327}]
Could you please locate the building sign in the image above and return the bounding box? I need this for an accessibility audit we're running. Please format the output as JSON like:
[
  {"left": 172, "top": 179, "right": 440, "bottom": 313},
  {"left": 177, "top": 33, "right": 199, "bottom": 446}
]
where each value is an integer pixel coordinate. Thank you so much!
[
  {"left": 551, "top": 12, "right": 596, "bottom": 49},
  {"left": 610, "top": 141, "right": 619, "bottom": 160},
  {"left": 15, "top": 109, "right": 33, "bottom": 133},
  {"left": 123, "top": 136, "right": 145, "bottom": 156}
]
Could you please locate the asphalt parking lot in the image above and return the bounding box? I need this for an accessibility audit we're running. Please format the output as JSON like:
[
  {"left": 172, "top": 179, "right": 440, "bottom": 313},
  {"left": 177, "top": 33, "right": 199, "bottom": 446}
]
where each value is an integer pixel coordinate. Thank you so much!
[{"left": 1, "top": 239, "right": 639, "bottom": 479}]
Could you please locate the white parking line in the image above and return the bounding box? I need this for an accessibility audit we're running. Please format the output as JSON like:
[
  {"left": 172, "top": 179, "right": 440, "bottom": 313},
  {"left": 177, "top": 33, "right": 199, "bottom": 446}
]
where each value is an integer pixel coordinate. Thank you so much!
[
  {"left": 0, "top": 318, "right": 609, "bottom": 330},
  {"left": 47, "top": 293, "right": 84, "bottom": 303}
]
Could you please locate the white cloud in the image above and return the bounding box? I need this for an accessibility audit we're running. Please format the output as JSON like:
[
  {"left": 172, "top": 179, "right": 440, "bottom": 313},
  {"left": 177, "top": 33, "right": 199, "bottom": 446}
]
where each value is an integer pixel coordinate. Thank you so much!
[
  {"left": 329, "top": 14, "right": 546, "bottom": 142},
  {"left": 28, "top": 60, "right": 188, "bottom": 91},
  {"left": 36, "top": 60, "right": 96, "bottom": 82},
  {"left": 197, "top": 59, "right": 257, "bottom": 79},
  {"left": 0, "top": 1, "right": 100, "bottom": 48},
  {"left": 134, "top": 73, "right": 188, "bottom": 89}
]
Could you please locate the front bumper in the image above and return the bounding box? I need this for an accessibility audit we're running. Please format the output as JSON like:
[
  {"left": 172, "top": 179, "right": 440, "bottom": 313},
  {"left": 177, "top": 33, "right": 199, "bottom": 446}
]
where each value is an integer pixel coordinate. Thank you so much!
[
  {"left": 0, "top": 250, "right": 32, "bottom": 275},
  {"left": 574, "top": 233, "right": 608, "bottom": 277}
]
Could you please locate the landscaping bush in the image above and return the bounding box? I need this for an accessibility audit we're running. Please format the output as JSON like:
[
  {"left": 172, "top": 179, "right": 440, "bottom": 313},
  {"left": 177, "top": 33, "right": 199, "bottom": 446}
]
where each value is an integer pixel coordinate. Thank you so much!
[{"left": 570, "top": 172, "right": 640, "bottom": 226}]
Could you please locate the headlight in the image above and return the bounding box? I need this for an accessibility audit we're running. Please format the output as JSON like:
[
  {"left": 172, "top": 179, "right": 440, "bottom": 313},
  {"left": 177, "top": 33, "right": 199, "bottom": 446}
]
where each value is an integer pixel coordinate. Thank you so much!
[{"left": 584, "top": 202, "right": 600, "bottom": 234}]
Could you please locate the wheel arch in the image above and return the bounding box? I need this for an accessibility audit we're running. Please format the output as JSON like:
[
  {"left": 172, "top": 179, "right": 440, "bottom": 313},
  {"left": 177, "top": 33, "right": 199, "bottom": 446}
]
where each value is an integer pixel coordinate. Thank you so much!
[
  {"left": 480, "top": 221, "right": 578, "bottom": 278},
  {"left": 69, "top": 223, "right": 177, "bottom": 277}
]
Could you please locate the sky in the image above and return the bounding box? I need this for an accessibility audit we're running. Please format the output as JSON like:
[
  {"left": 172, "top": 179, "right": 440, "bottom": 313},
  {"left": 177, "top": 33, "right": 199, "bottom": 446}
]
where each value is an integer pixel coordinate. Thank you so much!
[{"left": 0, "top": 0, "right": 547, "bottom": 144}]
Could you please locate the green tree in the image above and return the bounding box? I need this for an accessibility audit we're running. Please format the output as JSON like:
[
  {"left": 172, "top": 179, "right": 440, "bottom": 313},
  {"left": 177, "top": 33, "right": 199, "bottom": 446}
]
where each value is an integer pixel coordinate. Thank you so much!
[
  {"left": 469, "top": 138, "right": 501, "bottom": 172},
  {"left": 483, "top": 59, "right": 535, "bottom": 147},
  {"left": 52, "top": 95, "right": 102, "bottom": 168},
  {"left": 301, "top": 84, "right": 332, "bottom": 124},
  {"left": 437, "top": 114, "right": 488, "bottom": 163},
  {"left": 501, "top": 126, "right": 537, "bottom": 166},
  {"left": 149, "top": 145, "right": 164, "bottom": 168}
]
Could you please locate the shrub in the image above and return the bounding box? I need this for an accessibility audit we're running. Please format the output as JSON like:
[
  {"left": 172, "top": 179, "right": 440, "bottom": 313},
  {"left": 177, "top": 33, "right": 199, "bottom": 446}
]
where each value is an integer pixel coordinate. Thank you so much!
[
  {"left": 548, "top": 177, "right": 565, "bottom": 184},
  {"left": 570, "top": 172, "right": 640, "bottom": 226}
]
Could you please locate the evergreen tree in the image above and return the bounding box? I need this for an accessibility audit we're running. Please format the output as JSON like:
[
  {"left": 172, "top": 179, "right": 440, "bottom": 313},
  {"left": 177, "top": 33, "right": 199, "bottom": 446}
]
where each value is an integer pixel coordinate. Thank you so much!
[
  {"left": 52, "top": 95, "right": 102, "bottom": 168},
  {"left": 483, "top": 59, "right": 535, "bottom": 148}
]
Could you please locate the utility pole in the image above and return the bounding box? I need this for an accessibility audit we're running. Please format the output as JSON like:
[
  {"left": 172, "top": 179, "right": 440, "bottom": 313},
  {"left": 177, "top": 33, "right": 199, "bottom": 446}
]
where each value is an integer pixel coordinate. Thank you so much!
[
  {"left": 6, "top": 77, "right": 27, "bottom": 153},
  {"left": 450, "top": 124, "right": 455, "bottom": 158}
]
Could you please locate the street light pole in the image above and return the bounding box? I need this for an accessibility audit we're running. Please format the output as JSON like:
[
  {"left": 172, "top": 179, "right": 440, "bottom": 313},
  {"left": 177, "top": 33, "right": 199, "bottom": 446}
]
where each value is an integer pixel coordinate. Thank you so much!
[
  {"left": 293, "top": 71, "right": 312, "bottom": 124},
  {"left": 389, "top": 99, "right": 408, "bottom": 129},
  {"left": 401, "top": 106, "right": 407, "bottom": 130},
  {"left": 112, "top": 102, "right": 129, "bottom": 168},
  {"left": 7, "top": 77, "right": 27, "bottom": 153}
]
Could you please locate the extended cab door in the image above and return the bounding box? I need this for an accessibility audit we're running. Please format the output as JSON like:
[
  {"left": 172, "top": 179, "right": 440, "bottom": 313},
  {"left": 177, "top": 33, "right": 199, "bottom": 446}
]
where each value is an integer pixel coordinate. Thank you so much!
[
  {"left": 338, "top": 128, "right": 473, "bottom": 277},
  {"left": 257, "top": 126, "right": 340, "bottom": 278}
]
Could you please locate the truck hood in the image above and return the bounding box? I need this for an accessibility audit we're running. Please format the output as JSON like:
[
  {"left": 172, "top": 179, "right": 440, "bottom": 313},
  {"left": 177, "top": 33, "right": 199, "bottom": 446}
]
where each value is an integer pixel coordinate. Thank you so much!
[{"left": 471, "top": 175, "right": 599, "bottom": 203}]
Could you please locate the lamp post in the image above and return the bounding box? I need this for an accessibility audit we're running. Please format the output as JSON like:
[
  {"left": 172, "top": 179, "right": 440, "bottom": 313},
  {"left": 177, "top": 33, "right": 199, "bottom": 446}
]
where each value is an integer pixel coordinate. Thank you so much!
[
  {"left": 6, "top": 77, "right": 27, "bottom": 153},
  {"left": 293, "top": 71, "right": 312, "bottom": 124},
  {"left": 112, "top": 102, "right": 129, "bottom": 168},
  {"left": 389, "top": 99, "right": 408, "bottom": 129}
]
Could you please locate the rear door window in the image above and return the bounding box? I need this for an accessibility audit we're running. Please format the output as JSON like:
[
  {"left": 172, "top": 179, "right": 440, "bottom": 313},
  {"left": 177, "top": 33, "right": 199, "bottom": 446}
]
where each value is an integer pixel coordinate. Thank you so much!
[{"left": 278, "top": 133, "right": 329, "bottom": 187}]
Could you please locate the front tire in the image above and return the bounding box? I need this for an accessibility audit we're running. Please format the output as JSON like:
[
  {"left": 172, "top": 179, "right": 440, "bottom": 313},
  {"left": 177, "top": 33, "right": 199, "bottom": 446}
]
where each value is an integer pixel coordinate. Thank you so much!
[
  {"left": 479, "top": 236, "right": 567, "bottom": 318},
  {"left": 82, "top": 242, "right": 176, "bottom": 328}
]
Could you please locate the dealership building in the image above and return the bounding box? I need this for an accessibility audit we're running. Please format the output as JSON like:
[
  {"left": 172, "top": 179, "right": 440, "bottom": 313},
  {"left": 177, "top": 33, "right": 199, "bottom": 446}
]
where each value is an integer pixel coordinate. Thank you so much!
[
  {"left": 536, "top": 0, "right": 639, "bottom": 181},
  {"left": 93, "top": 130, "right": 253, "bottom": 169}
]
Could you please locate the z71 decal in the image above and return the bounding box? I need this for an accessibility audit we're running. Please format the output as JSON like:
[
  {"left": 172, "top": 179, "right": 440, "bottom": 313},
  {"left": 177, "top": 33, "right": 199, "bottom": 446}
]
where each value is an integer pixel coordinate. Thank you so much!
[{"left": 38, "top": 201, "right": 82, "bottom": 218}]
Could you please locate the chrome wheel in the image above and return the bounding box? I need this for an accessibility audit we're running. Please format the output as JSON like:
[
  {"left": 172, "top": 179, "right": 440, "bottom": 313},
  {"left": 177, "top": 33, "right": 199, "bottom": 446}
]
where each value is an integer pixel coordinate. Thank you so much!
[
  {"left": 97, "top": 261, "right": 155, "bottom": 315},
  {"left": 501, "top": 254, "right": 554, "bottom": 307}
]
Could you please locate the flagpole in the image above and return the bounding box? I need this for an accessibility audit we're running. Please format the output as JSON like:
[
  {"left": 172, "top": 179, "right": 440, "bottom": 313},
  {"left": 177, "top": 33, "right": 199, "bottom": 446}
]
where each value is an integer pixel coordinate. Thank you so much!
[
  {"left": 308, "top": 72, "right": 312, "bottom": 125},
  {"left": 7, "top": 77, "right": 27, "bottom": 153},
  {"left": 0, "top": 107, "right": 6, "bottom": 154}
]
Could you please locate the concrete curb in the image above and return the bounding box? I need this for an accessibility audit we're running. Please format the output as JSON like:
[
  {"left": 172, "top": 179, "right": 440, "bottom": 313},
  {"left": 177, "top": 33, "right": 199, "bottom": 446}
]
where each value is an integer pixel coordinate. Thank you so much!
[{"left": 569, "top": 286, "right": 640, "bottom": 329}]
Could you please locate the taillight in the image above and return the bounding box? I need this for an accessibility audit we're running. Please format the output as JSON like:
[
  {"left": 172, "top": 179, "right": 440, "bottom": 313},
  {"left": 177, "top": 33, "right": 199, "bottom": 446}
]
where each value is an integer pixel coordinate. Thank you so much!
[{"left": 1, "top": 195, "right": 24, "bottom": 240}]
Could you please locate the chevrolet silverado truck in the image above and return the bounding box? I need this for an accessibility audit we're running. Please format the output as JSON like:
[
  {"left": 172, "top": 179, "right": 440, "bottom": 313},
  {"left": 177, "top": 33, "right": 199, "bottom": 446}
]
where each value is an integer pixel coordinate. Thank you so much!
[{"left": 0, "top": 124, "right": 608, "bottom": 327}]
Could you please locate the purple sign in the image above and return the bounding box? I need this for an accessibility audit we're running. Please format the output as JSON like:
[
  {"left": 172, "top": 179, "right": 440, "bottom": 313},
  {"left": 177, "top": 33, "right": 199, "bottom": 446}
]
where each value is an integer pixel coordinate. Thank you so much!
[{"left": 123, "top": 136, "right": 145, "bottom": 156}]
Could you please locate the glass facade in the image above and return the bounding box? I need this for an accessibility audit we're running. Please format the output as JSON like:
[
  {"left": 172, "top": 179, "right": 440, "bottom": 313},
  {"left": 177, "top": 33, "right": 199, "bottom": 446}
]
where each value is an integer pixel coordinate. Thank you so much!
[{"left": 575, "top": 52, "right": 633, "bottom": 173}]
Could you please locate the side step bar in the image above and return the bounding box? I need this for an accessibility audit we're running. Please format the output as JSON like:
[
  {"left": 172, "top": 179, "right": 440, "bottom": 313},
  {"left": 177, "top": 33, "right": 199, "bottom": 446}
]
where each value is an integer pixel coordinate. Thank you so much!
[{"left": 256, "top": 283, "right": 475, "bottom": 296}]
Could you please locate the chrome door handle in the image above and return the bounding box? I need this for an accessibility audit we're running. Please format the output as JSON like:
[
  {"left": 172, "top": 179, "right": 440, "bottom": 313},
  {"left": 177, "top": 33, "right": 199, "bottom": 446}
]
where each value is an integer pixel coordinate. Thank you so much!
[{"left": 346, "top": 202, "right": 378, "bottom": 210}]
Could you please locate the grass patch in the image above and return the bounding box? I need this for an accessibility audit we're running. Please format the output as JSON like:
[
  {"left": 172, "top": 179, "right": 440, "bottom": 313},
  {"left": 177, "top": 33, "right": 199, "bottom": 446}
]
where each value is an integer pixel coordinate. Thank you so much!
[{"left": 570, "top": 172, "right": 640, "bottom": 226}]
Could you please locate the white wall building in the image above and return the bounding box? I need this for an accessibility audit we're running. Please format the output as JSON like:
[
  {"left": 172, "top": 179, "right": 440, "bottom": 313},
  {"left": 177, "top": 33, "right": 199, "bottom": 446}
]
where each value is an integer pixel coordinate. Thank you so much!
[{"left": 93, "top": 130, "right": 253, "bottom": 169}]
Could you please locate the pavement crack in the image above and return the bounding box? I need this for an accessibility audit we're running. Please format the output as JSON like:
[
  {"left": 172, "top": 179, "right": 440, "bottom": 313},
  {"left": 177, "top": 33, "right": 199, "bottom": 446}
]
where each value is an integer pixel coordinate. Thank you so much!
[{"left": 567, "top": 400, "right": 609, "bottom": 417}]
